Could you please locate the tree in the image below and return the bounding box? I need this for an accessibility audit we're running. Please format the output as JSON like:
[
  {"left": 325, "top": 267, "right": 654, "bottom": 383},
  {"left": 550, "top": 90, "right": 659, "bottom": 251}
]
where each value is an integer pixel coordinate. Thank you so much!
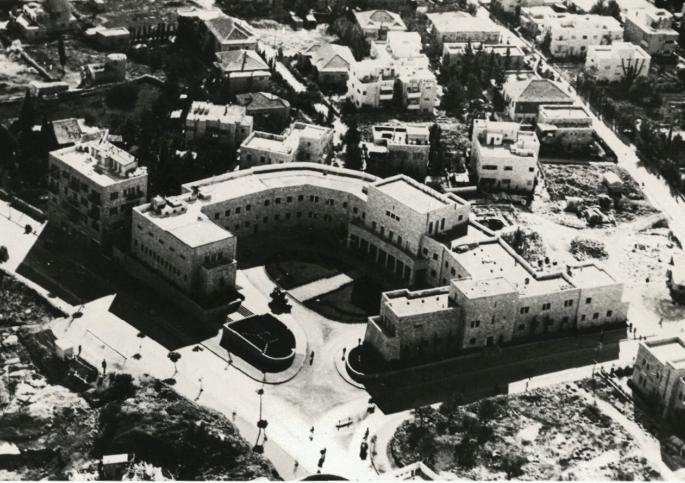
[
  {"left": 168, "top": 351, "right": 181, "bottom": 376},
  {"left": 500, "top": 449, "right": 527, "bottom": 479},
  {"left": 0, "top": 246, "right": 8, "bottom": 264},
  {"left": 412, "top": 406, "right": 434, "bottom": 429},
  {"left": 540, "top": 31, "right": 552, "bottom": 55},
  {"left": 428, "top": 123, "right": 445, "bottom": 176},
  {"left": 18, "top": 89, "right": 36, "bottom": 133},
  {"left": 57, "top": 36, "right": 67, "bottom": 68},
  {"left": 590, "top": 0, "right": 621, "bottom": 21},
  {"left": 343, "top": 120, "right": 363, "bottom": 170}
]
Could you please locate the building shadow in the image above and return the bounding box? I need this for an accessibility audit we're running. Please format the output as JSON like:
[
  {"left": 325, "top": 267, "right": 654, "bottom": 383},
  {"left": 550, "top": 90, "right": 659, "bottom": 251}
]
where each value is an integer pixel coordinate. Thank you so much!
[
  {"left": 362, "top": 330, "right": 624, "bottom": 414},
  {"left": 16, "top": 225, "right": 221, "bottom": 350}
]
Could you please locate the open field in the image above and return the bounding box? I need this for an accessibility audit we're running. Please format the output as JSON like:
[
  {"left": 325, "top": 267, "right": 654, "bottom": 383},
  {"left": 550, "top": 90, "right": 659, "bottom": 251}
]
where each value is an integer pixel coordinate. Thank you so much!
[
  {"left": 77, "top": 0, "right": 194, "bottom": 28},
  {"left": 0, "top": 270, "right": 64, "bottom": 327}
]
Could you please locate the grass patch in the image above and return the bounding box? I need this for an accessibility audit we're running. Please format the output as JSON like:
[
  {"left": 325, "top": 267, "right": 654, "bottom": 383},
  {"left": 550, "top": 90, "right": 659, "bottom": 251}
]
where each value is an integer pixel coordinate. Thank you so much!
[{"left": 304, "top": 277, "right": 382, "bottom": 323}]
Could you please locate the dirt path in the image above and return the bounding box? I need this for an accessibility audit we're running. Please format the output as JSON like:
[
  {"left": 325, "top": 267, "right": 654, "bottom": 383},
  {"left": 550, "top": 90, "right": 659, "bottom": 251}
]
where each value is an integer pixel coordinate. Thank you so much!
[{"left": 576, "top": 387, "right": 674, "bottom": 480}]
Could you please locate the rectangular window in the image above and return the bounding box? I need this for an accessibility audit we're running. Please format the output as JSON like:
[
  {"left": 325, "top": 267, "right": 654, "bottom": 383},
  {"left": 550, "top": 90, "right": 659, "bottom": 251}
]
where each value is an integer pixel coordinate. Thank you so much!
[
  {"left": 264, "top": 200, "right": 270, "bottom": 206},
  {"left": 236, "top": 207, "right": 241, "bottom": 214},
  {"left": 520, "top": 306, "right": 529, "bottom": 314},
  {"left": 225, "top": 209, "right": 231, "bottom": 216},
  {"left": 586, "top": 297, "right": 592, "bottom": 304},
  {"left": 542, "top": 303, "right": 551, "bottom": 310},
  {"left": 607, "top": 310, "right": 613, "bottom": 317},
  {"left": 564, "top": 299, "right": 573, "bottom": 307}
]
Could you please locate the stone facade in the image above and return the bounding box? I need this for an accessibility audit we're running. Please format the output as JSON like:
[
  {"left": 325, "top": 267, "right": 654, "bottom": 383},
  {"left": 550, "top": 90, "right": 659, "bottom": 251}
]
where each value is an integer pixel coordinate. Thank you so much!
[{"left": 47, "top": 140, "right": 148, "bottom": 247}]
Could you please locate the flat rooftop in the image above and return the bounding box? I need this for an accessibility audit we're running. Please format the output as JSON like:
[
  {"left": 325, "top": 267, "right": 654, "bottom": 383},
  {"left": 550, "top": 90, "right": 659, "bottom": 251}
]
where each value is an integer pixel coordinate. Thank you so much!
[
  {"left": 386, "top": 290, "right": 453, "bottom": 317},
  {"left": 453, "top": 277, "right": 516, "bottom": 299},
  {"left": 51, "top": 141, "right": 146, "bottom": 187},
  {"left": 539, "top": 105, "right": 591, "bottom": 119},
  {"left": 647, "top": 338, "right": 685, "bottom": 366},
  {"left": 375, "top": 177, "right": 450, "bottom": 213},
  {"left": 568, "top": 264, "right": 617, "bottom": 288},
  {"left": 138, "top": 164, "right": 379, "bottom": 247},
  {"left": 242, "top": 132, "right": 291, "bottom": 154}
]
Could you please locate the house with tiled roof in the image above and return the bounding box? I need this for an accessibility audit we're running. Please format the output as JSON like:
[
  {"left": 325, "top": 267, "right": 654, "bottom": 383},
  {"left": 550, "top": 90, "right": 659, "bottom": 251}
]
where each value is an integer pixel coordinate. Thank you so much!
[
  {"left": 353, "top": 10, "right": 406, "bottom": 40},
  {"left": 300, "top": 43, "right": 356, "bottom": 87},
  {"left": 215, "top": 49, "right": 271, "bottom": 94},
  {"left": 235, "top": 92, "right": 291, "bottom": 131},
  {"left": 177, "top": 8, "right": 257, "bottom": 54},
  {"left": 502, "top": 77, "right": 573, "bottom": 121}
]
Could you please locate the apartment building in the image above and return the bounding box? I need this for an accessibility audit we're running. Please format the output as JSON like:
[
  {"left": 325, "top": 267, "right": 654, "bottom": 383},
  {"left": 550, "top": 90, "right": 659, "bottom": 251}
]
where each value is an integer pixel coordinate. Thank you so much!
[
  {"left": 353, "top": 9, "right": 406, "bottom": 41},
  {"left": 214, "top": 49, "right": 271, "bottom": 94},
  {"left": 177, "top": 8, "right": 257, "bottom": 54},
  {"left": 426, "top": 11, "right": 502, "bottom": 48},
  {"left": 363, "top": 123, "right": 430, "bottom": 180},
  {"left": 632, "top": 337, "right": 685, "bottom": 418},
  {"left": 536, "top": 104, "right": 594, "bottom": 152},
  {"left": 47, "top": 138, "right": 148, "bottom": 246},
  {"left": 470, "top": 119, "right": 540, "bottom": 193},
  {"left": 584, "top": 42, "right": 651, "bottom": 82},
  {"left": 348, "top": 32, "right": 437, "bottom": 112},
  {"left": 546, "top": 14, "right": 623, "bottom": 59},
  {"left": 624, "top": 6, "right": 679, "bottom": 56},
  {"left": 442, "top": 42, "right": 525, "bottom": 69},
  {"left": 520, "top": 6, "right": 561, "bottom": 37},
  {"left": 503, "top": 77, "right": 574, "bottom": 121},
  {"left": 239, "top": 122, "right": 334, "bottom": 167},
  {"left": 184, "top": 101, "right": 253, "bottom": 148}
]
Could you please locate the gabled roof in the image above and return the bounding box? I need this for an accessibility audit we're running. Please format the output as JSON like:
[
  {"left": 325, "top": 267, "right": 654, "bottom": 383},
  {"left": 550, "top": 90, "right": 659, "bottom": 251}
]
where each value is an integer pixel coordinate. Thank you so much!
[
  {"left": 354, "top": 10, "right": 406, "bottom": 31},
  {"left": 205, "top": 15, "right": 255, "bottom": 43},
  {"left": 506, "top": 78, "right": 572, "bottom": 104},
  {"left": 235, "top": 91, "right": 291, "bottom": 110},
  {"left": 215, "top": 49, "right": 269, "bottom": 73},
  {"left": 305, "top": 43, "right": 355, "bottom": 71}
]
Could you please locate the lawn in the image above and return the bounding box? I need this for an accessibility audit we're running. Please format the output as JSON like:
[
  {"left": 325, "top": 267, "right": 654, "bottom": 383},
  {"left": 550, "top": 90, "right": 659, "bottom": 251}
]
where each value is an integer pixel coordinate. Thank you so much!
[
  {"left": 304, "top": 277, "right": 383, "bottom": 323},
  {"left": 265, "top": 255, "right": 344, "bottom": 290}
]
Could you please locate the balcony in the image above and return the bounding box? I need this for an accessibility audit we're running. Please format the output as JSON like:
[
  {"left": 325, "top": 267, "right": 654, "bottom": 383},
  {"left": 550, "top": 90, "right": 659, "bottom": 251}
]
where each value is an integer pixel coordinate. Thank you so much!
[{"left": 125, "top": 189, "right": 145, "bottom": 201}]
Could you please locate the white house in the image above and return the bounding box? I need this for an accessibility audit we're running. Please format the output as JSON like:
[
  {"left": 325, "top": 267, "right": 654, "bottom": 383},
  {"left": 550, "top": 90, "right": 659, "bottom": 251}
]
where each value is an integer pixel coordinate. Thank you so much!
[
  {"left": 470, "top": 119, "right": 540, "bottom": 193},
  {"left": 585, "top": 42, "right": 651, "bottom": 82}
]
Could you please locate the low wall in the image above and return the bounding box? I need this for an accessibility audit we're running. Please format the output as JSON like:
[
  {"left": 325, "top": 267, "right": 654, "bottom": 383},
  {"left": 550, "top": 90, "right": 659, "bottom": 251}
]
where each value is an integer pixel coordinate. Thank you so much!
[
  {"left": 114, "top": 248, "right": 240, "bottom": 323},
  {"left": 221, "top": 325, "right": 295, "bottom": 373}
]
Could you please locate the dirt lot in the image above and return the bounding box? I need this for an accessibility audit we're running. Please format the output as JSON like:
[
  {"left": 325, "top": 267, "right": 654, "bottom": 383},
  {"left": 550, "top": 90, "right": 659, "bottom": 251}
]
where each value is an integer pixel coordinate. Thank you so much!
[
  {"left": 23, "top": 38, "right": 157, "bottom": 89},
  {"left": 249, "top": 21, "right": 336, "bottom": 57},
  {"left": 540, "top": 162, "right": 658, "bottom": 225},
  {"left": 390, "top": 382, "right": 661, "bottom": 480},
  {"left": 0, "top": 269, "right": 64, "bottom": 328},
  {"left": 77, "top": 0, "right": 194, "bottom": 28},
  {"left": 0, "top": 51, "right": 43, "bottom": 99}
]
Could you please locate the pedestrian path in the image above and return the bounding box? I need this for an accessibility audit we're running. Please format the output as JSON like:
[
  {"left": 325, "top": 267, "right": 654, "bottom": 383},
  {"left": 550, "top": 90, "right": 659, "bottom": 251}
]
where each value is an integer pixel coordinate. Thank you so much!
[{"left": 290, "top": 273, "right": 354, "bottom": 301}]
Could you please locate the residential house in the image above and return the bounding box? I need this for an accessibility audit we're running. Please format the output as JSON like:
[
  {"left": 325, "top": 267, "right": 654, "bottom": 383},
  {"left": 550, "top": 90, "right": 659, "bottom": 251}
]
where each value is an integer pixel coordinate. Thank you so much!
[
  {"left": 301, "top": 43, "right": 356, "bottom": 88},
  {"left": 442, "top": 42, "right": 525, "bottom": 70},
  {"left": 177, "top": 8, "right": 257, "bottom": 55},
  {"left": 86, "top": 26, "right": 130, "bottom": 50},
  {"left": 13, "top": 0, "right": 77, "bottom": 40},
  {"left": 214, "top": 49, "right": 271, "bottom": 94},
  {"left": 363, "top": 123, "right": 431, "bottom": 180},
  {"left": 239, "top": 122, "right": 334, "bottom": 167},
  {"left": 470, "top": 119, "right": 540, "bottom": 193},
  {"left": 83, "top": 53, "right": 127, "bottom": 85},
  {"left": 632, "top": 337, "right": 685, "bottom": 418},
  {"left": 502, "top": 77, "right": 574, "bottom": 121},
  {"left": 546, "top": 14, "right": 623, "bottom": 58},
  {"left": 353, "top": 9, "right": 406, "bottom": 41},
  {"left": 426, "top": 11, "right": 502, "bottom": 48},
  {"left": 348, "top": 32, "right": 437, "bottom": 112},
  {"left": 584, "top": 42, "right": 651, "bottom": 82},
  {"left": 536, "top": 104, "right": 594, "bottom": 153},
  {"left": 624, "top": 6, "right": 679, "bottom": 56},
  {"left": 184, "top": 101, "right": 253, "bottom": 149},
  {"left": 235, "top": 91, "right": 291, "bottom": 132}
]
